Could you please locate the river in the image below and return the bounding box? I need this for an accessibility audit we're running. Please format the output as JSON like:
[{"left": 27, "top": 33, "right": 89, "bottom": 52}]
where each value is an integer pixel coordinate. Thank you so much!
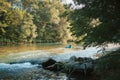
[{"left": 0, "top": 43, "right": 119, "bottom": 80}]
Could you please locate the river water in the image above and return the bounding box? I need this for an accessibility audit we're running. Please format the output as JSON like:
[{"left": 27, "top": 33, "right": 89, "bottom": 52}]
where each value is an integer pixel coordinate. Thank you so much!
[{"left": 0, "top": 43, "right": 118, "bottom": 80}]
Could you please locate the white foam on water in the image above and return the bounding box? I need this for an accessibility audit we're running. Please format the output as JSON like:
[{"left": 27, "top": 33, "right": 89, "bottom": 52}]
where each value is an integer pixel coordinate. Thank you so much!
[
  {"left": 52, "top": 44, "right": 120, "bottom": 61},
  {"left": 52, "top": 47, "right": 101, "bottom": 61},
  {"left": 0, "top": 62, "right": 38, "bottom": 71}
]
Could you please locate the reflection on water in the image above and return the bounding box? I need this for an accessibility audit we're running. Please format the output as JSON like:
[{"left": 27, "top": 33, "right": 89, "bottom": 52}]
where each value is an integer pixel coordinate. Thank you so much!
[
  {"left": 0, "top": 43, "right": 81, "bottom": 63},
  {"left": 0, "top": 43, "right": 62, "bottom": 54},
  {"left": 0, "top": 43, "right": 63, "bottom": 63}
]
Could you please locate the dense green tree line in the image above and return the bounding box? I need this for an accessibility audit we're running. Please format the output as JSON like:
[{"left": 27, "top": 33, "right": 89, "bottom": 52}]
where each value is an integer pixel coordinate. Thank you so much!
[
  {"left": 70, "top": 0, "right": 120, "bottom": 47},
  {"left": 1, "top": 0, "right": 119, "bottom": 46},
  {"left": 0, "top": 0, "right": 72, "bottom": 44}
]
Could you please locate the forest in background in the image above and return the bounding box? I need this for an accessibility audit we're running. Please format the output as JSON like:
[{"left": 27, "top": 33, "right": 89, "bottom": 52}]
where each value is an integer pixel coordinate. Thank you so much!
[
  {"left": 0, "top": 0, "right": 72, "bottom": 44},
  {"left": 0, "top": 0, "right": 120, "bottom": 47}
]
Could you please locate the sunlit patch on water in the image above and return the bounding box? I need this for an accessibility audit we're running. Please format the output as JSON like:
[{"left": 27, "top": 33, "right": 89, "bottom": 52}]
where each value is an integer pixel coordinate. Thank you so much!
[{"left": 0, "top": 47, "right": 82, "bottom": 63}]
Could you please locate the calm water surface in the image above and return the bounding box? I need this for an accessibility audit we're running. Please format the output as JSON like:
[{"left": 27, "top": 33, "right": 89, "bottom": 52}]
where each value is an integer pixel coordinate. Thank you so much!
[{"left": 0, "top": 43, "right": 80, "bottom": 63}]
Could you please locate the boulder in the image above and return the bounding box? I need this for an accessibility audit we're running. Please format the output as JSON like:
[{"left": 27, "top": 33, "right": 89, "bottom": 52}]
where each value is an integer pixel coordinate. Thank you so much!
[
  {"left": 63, "top": 62, "right": 94, "bottom": 77},
  {"left": 61, "top": 57, "right": 94, "bottom": 76},
  {"left": 41, "top": 58, "right": 56, "bottom": 69},
  {"left": 76, "top": 57, "right": 84, "bottom": 62},
  {"left": 83, "top": 57, "right": 93, "bottom": 62},
  {"left": 41, "top": 59, "right": 64, "bottom": 71},
  {"left": 69, "top": 56, "right": 77, "bottom": 61},
  {"left": 45, "top": 62, "right": 63, "bottom": 71},
  {"left": 76, "top": 57, "right": 93, "bottom": 62},
  {"left": 41, "top": 57, "right": 94, "bottom": 76}
]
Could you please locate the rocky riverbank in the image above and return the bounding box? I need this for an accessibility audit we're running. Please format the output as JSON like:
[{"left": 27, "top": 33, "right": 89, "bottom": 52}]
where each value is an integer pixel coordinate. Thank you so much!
[
  {"left": 41, "top": 48, "right": 120, "bottom": 80},
  {"left": 41, "top": 56, "right": 96, "bottom": 80}
]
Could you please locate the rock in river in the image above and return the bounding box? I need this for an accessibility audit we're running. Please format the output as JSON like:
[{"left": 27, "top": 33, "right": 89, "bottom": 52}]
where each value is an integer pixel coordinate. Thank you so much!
[
  {"left": 41, "top": 58, "right": 56, "bottom": 69},
  {"left": 42, "top": 58, "right": 64, "bottom": 71},
  {"left": 41, "top": 56, "right": 95, "bottom": 77}
]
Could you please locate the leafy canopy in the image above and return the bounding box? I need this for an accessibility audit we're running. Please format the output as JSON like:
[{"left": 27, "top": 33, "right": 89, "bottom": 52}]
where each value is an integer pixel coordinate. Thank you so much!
[{"left": 70, "top": 0, "right": 120, "bottom": 47}]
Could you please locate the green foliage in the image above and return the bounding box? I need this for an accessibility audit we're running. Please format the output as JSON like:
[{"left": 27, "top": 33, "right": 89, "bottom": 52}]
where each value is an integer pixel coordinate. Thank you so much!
[
  {"left": 31, "top": 0, "right": 71, "bottom": 43},
  {"left": 0, "top": 0, "right": 11, "bottom": 33},
  {"left": 70, "top": 0, "right": 120, "bottom": 47},
  {"left": 0, "top": 0, "right": 72, "bottom": 44},
  {"left": 0, "top": 0, "right": 37, "bottom": 43}
]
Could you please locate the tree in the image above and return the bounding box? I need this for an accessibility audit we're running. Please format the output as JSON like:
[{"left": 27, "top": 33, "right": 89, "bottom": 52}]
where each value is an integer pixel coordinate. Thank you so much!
[
  {"left": 5, "top": 10, "right": 37, "bottom": 43},
  {"left": 0, "top": 0, "right": 11, "bottom": 35},
  {"left": 0, "top": 0, "right": 72, "bottom": 44},
  {"left": 70, "top": 0, "right": 120, "bottom": 47},
  {"left": 31, "top": 0, "right": 71, "bottom": 43},
  {"left": 0, "top": 0, "right": 37, "bottom": 43}
]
